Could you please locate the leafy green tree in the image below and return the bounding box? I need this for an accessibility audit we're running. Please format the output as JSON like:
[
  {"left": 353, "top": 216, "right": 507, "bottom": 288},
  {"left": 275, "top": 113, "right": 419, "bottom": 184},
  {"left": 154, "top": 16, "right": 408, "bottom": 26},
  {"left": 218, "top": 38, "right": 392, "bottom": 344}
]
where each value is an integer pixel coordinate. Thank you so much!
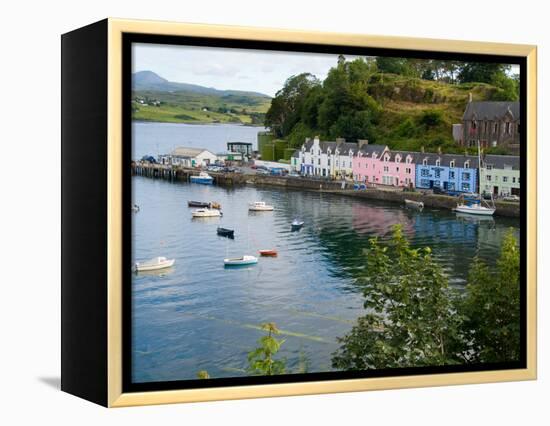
[
  {"left": 264, "top": 73, "right": 320, "bottom": 137},
  {"left": 332, "top": 225, "right": 465, "bottom": 370},
  {"left": 248, "top": 322, "right": 286, "bottom": 375},
  {"left": 460, "top": 230, "right": 521, "bottom": 363}
]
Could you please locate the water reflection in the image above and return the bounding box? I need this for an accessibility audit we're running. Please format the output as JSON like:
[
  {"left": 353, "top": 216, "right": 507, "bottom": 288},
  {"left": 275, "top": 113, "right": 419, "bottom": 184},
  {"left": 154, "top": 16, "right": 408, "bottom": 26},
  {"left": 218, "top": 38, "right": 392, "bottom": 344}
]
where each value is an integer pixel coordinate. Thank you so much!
[{"left": 131, "top": 177, "right": 520, "bottom": 383}]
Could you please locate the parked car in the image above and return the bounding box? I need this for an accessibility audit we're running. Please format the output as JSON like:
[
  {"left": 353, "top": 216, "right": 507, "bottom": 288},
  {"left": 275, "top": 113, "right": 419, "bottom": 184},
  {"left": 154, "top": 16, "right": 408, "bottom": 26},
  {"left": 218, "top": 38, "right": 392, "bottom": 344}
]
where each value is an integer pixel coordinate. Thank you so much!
[{"left": 502, "top": 194, "right": 520, "bottom": 202}]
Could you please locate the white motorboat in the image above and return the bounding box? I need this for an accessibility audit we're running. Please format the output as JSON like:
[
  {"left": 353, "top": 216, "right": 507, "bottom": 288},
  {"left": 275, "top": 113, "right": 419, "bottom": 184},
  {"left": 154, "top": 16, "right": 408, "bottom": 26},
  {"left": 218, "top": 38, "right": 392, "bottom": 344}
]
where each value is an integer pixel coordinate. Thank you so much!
[
  {"left": 454, "top": 203, "right": 495, "bottom": 216},
  {"left": 192, "top": 208, "right": 222, "bottom": 218},
  {"left": 134, "top": 256, "right": 175, "bottom": 272},
  {"left": 248, "top": 201, "right": 274, "bottom": 211},
  {"left": 291, "top": 219, "right": 304, "bottom": 230},
  {"left": 404, "top": 199, "right": 424, "bottom": 210},
  {"left": 190, "top": 171, "right": 214, "bottom": 185},
  {"left": 224, "top": 255, "right": 258, "bottom": 266}
]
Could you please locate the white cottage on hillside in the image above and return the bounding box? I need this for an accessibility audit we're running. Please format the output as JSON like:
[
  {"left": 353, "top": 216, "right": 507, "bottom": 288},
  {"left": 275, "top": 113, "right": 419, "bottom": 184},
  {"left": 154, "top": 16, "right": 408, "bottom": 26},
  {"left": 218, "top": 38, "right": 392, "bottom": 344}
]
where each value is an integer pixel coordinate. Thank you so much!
[{"left": 159, "top": 146, "right": 218, "bottom": 168}]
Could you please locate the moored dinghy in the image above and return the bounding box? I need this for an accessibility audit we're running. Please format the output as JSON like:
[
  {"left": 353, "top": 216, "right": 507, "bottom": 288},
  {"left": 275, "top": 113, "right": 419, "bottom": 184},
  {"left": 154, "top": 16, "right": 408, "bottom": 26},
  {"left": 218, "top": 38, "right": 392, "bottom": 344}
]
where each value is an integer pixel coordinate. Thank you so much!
[
  {"left": 192, "top": 208, "right": 222, "bottom": 218},
  {"left": 217, "top": 227, "right": 235, "bottom": 238},
  {"left": 248, "top": 201, "right": 274, "bottom": 211},
  {"left": 404, "top": 199, "right": 424, "bottom": 210},
  {"left": 291, "top": 219, "right": 304, "bottom": 231},
  {"left": 134, "top": 256, "right": 175, "bottom": 272},
  {"left": 188, "top": 200, "right": 210, "bottom": 208},
  {"left": 259, "top": 249, "right": 278, "bottom": 257},
  {"left": 224, "top": 255, "right": 258, "bottom": 266},
  {"left": 190, "top": 171, "right": 214, "bottom": 185}
]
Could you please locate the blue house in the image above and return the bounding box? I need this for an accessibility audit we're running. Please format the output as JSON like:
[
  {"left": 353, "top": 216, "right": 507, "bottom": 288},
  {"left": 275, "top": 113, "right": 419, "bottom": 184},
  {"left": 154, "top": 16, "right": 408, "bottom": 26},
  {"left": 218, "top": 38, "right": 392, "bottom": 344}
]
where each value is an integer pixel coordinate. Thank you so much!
[{"left": 415, "top": 153, "right": 479, "bottom": 193}]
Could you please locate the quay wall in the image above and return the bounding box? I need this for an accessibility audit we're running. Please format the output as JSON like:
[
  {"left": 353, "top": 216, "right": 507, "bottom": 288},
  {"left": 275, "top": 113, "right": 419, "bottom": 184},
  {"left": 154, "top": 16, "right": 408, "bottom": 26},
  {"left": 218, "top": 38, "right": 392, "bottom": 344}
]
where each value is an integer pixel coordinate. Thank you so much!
[{"left": 131, "top": 163, "right": 519, "bottom": 218}]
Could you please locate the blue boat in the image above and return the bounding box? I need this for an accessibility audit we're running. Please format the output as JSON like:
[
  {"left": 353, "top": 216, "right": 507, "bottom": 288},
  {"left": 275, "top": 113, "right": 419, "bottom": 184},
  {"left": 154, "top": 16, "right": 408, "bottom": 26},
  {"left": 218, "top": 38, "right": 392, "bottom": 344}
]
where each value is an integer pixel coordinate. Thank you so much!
[{"left": 190, "top": 172, "right": 214, "bottom": 185}]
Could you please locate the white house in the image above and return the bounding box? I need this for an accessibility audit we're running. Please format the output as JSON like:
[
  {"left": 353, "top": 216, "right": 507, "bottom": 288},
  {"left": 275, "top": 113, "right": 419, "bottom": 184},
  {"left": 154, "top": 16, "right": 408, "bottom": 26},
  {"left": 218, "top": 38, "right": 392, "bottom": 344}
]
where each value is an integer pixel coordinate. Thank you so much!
[
  {"left": 297, "top": 136, "right": 366, "bottom": 179},
  {"left": 159, "top": 147, "right": 218, "bottom": 168}
]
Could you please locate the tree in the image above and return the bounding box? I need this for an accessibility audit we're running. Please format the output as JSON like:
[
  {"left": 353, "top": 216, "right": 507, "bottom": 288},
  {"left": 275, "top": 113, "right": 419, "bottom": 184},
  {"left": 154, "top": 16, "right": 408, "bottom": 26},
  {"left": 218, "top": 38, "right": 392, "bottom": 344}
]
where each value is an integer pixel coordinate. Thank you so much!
[
  {"left": 264, "top": 73, "right": 320, "bottom": 137},
  {"left": 248, "top": 322, "right": 286, "bottom": 375},
  {"left": 332, "top": 225, "right": 465, "bottom": 370},
  {"left": 460, "top": 230, "right": 521, "bottom": 363}
]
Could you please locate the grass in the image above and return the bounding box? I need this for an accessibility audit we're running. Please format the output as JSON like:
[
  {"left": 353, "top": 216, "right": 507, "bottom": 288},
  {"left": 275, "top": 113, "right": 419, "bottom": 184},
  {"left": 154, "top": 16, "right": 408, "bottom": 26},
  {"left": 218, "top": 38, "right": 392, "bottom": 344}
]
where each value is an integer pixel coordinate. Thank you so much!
[{"left": 132, "top": 89, "right": 271, "bottom": 124}]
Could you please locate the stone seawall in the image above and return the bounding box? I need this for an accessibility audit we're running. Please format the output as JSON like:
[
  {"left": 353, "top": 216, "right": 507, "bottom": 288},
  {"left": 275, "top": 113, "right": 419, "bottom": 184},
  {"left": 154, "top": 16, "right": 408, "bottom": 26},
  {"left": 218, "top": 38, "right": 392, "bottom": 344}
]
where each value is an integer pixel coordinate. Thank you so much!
[{"left": 251, "top": 175, "right": 520, "bottom": 218}]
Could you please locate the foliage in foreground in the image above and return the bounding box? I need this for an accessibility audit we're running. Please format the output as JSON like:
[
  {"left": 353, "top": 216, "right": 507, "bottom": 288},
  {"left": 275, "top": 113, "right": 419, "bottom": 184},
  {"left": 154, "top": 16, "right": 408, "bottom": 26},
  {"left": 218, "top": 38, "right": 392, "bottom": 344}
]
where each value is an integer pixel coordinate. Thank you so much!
[
  {"left": 332, "top": 225, "right": 521, "bottom": 370},
  {"left": 248, "top": 322, "right": 287, "bottom": 376}
]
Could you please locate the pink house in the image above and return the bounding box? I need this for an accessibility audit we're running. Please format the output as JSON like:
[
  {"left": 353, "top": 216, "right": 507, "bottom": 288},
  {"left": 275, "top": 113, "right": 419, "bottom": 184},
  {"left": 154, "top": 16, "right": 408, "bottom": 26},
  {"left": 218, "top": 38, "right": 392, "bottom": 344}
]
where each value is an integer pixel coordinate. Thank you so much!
[{"left": 353, "top": 147, "right": 416, "bottom": 188}]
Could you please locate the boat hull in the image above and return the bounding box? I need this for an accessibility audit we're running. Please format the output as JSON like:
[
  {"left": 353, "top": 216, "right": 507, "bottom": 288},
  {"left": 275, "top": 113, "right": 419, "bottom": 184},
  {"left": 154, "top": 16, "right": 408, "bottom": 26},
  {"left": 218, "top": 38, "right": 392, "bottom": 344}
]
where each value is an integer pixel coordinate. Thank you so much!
[
  {"left": 134, "top": 258, "right": 175, "bottom": 272},
  {"left": 454, "top": 205, "right": 495, "bottom": 216},
  {"left": 217, "top": 228, "right": 235, "bottom": 238},
  {"left": 188, "top": 201, "right": 210, "bottom": 207},
  {"left": 224, "top": 256, "right": 258, "bottom": 266},
  {"left": 259, "top": 250, "right": 277, "bottom": 257},
  {"left": 190, "top": 177, "right": 213, "bottom": 185}
]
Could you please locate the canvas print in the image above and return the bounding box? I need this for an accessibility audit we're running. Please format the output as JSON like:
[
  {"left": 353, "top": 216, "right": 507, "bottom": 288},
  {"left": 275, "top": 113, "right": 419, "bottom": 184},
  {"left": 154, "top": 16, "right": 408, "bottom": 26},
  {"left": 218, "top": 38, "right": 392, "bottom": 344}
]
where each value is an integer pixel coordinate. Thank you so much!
[{"left": 129, "top": 42, "right": 522, "bottom": 386}]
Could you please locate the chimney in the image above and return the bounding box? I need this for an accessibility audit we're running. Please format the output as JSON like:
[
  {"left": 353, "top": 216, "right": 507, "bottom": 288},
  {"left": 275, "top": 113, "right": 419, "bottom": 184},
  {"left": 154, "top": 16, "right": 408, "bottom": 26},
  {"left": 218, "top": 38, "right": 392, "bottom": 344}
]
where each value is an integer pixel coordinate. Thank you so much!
[
  {"left": 437, "top": 146, "right": 442, "bottom": 155},
  {"left": 336, "top": 137, "right": 345, "bottom": 146},
  {"left": 358, "top": 139, "right": 369, "bottom": 149},
  {"left": 421, "top": 146, "right": 425, "bottom": 153},
  {"left": 468, "top": 92, "right": 473, "bottom": 103},
  {"left": 313, "top": 136, "right": 320, "bottom": 146}
]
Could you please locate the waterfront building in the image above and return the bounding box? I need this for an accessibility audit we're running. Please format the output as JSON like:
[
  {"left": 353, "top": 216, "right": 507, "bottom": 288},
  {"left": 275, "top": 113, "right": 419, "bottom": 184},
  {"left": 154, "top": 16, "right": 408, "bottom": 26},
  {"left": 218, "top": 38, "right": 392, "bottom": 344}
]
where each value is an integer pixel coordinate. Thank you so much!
[
  {"left": 227, "top": 142, "right": 253, "bottom": 160},
  {"left": 158, "top": 146, "right": 218, "bottom": 168},
  {"left": 351, "top": 144, "right": 390, "bottom": 184},
  {"left": 479, "top": 154, "right": 520, "bottom": 197},
  {"left": 415, "top": 152, "right": 479, "bottom": 193},
  {"left": 298, "top": 136, "right": 366, "bottom": 179},
  {"left": 290, "top": 150, "right": 300, "bottom": 172},
  {"left": 216, "top": 151, "right": 244, "bottom": 163},
  {"left": 454, "top": 98, "right": 520, "bottom": 154}
]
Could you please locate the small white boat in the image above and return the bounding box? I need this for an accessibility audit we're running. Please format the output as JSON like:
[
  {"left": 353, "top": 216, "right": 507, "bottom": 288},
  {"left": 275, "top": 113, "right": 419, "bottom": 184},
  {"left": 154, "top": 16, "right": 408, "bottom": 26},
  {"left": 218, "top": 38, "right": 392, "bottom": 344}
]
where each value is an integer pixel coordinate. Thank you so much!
[
  {"left": 131, "top": 204, "right": 140, "bottom": 212},
  {"left": 134, "top": 256, "right": 175, "bottom": 272},
  {"left": 224, "top": 255, "right": 258, "bottom": 266},
  {"left": 192, "top": 208, "right": 222, "bottom": 218},
  {"left": 454, "top": 203, "right": 495, "bottom": 216},
  {"left": 405, "top": 199, "right": 424, "bottom": 210},
  {"left": 249, "top": 201, "right": 274, "bottom": 211},
  {"left": 190, "top": 172, "right": 214, "bottom": 185},
  {"left": 291, "top": 219, "right": 304, "bottom": 230}
]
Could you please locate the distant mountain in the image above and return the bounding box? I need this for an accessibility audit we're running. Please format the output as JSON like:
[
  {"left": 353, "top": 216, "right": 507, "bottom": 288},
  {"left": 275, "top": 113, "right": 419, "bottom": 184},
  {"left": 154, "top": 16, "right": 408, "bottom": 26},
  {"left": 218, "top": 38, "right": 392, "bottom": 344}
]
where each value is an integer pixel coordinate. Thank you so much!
[{"left": 133, "top": 70, "right": 270, "bottom": 98}]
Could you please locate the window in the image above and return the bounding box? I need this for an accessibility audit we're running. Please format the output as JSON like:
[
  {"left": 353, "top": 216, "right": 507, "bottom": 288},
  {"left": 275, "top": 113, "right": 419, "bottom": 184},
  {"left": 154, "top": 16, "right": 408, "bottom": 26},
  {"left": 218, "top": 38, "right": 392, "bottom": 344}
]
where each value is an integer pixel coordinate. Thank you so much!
[
  {"left": 328, "top": 159, "right": 331, "bottom": 166},
  {"left": 318, "top": 159, "right": 320, "bottom": 165},
  {"left": 464, "top": 161, "right": 470, "bottom": 169},
  {"left": 396, "top": 156, "right": 401, "bottom": 163},
  {"left": 384, "top": 155, "right": 390, "bottom": 162},
  {"left": 503, "top": 176, "right": 508, "bottom": 182},
  {"left": 450, "top": 160, "right": 455, "bottom": 168},
  {"left": 472, "top": 121, "right": 477, "bottom": 129},
  {"left": 435, "top": 159, "right": 440, "bottom": 167},
  {"left": 486, "top": 175, "right": 492, "bottom": 181},
  {"left": 406, "top": 167, "right": 411, "bottom": 174},
  {"left": 469, "top": 140, "right": 477, "bottom": 147},
  {"left": 505, "top": 122, "right": 511, "bottom": 134},
  {"left": 449, "top": 171, "right": 455, "bottom": 179},
  {"left": 421, "top": 169, "right": 429, "bottom": 177},
  {"left": 462, "top": 183, "right": 471, "bottom": 192},
  {"left": 406, "top": 157, "right": 412, "bottom": 164},
  {"left": 423, "top": 158, "right": 428, "bottom": 166},
  {"left": 434, "top": 169, "right": 441, "bottom": 178},
  {"left": 484, "top": 122, "right": 488, "bottom": 132},
  {"left": 383, "top": 166, "right": 389, "bottom": 172},
  {"left": 512, "top": 177, "right": 516, "bottom": 183},
  {"left": 494, "top": 123, "right": 498, "bottom": 133},
  {"left": 420, "top": 179, "right": 430, "bottom": 187},
  {"left": 463, "top": 172, "right": 471, "bottom": 180},
  {"left": 396, "top": 167, "right": 400, "bottom": 172},
  {"left": 486, "top": 164, "right": 493, "bottom": 170}
]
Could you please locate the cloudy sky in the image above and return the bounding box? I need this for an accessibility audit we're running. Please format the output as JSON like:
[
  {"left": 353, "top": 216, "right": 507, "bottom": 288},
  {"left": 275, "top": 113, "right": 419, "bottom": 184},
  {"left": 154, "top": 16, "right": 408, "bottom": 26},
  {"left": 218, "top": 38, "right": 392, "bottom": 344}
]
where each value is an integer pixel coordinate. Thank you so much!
[
  {"left": 133, "top": 43, "right": 520, "bottom": 97},
  {"left": 132, "top": 43, "right": 362, "bottom": 96}
]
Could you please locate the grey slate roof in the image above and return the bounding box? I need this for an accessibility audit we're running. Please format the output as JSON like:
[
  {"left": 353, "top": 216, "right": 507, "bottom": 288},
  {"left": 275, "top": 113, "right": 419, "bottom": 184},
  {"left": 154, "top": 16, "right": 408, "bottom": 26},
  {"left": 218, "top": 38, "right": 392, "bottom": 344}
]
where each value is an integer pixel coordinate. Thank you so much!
[
  {"left": 414, "top": 152, "right": 480, "bottom": 168},
  {"left": 291, "top": 149, "right": 300, "bottom": 158},
  {"left": 171, "top": 146, "right": 215, "bottom": 157},
  {"left": 358, "top": 144, "right": 388, "bottom": 157},
  {"left": 483, "top": 154, "right": 520, "bottom": 170},
  {"left": 463, "top": 101, "right": 520, "bottom": 121}
]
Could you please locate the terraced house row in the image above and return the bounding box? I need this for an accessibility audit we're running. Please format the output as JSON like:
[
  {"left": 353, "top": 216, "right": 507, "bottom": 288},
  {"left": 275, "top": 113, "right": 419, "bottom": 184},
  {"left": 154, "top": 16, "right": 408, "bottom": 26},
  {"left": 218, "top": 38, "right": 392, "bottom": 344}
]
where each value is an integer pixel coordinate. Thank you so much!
[{"left": 292, "top": 136, "right": 520, "bottom": 196}]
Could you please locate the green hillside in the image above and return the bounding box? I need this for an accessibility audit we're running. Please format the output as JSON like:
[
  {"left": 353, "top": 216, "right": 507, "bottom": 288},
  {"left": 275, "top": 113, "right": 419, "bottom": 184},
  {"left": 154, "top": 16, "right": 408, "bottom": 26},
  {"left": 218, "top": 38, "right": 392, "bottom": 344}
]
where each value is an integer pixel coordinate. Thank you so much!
[
  {"left": 132, "top": 90, "right": 271, "bottom": 125},
  {"left": 368, "top": 73, "right": 506, "bottom": 153}
]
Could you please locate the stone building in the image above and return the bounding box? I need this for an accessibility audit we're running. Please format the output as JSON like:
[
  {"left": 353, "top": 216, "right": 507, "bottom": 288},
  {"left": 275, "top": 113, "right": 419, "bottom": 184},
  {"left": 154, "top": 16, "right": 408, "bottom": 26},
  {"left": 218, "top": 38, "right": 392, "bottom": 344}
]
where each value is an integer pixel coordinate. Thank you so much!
[{"left": 459, "top": 99, "right": 520, "bottom": 154}]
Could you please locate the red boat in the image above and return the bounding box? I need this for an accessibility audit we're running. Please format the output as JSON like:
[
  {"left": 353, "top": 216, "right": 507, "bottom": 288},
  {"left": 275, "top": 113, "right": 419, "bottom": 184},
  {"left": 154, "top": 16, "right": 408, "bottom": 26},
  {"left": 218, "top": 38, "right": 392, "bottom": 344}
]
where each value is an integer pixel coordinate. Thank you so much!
[{"left": 259, "top": 249, "right": 278, "bottom": 257}]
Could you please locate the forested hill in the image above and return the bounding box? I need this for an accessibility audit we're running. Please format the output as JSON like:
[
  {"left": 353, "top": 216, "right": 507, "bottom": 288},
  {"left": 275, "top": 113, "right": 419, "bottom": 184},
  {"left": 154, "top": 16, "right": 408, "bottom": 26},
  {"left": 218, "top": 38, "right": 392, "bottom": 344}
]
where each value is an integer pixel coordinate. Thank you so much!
[{"left": 264, "top": 56, "right": 519, "bottom": 154}]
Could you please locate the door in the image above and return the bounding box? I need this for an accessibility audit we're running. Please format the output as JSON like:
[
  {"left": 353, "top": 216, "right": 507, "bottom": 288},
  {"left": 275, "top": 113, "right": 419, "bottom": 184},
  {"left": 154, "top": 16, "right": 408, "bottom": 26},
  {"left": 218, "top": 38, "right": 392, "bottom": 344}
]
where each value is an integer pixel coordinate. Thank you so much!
[{"left": 493, "top": 186, "right": 499, "bottom": 195}]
